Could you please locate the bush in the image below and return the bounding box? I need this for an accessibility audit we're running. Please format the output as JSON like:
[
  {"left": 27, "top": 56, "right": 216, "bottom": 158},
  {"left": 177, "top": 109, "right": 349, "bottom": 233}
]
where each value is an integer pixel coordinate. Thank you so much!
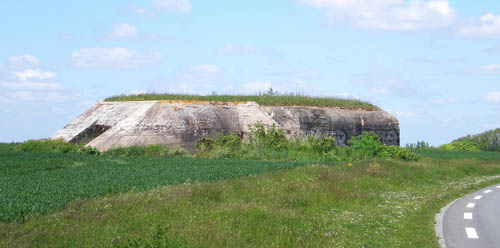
[
  {"left": 215, "top": 133, "right": 242, "bottom": 150},
  {"left": 12, "top": 139, "right": 82, "bottom": 153},
  {"left": 248, "top": 122, "right": 287, "bottom": 150},
  {"left": 381, "top": 145, "right": 421, "bottom": 161},
  {"left": 439, "top": 141, "right": 480, "bottom": 152},
  {"left": 195, "top": 137, "right": 216, "bottom": 152},
  {"left": 346, "top": 132, "right": 383, "bottom": 160},
  {"left": 78, "top": 146, "right": 100, "bottom": 155}
]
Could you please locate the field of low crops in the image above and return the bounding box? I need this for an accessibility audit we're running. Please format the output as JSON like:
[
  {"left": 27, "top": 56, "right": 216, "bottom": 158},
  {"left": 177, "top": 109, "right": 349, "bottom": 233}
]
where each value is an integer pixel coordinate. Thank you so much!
[
  {"left": 3, "top": 143, "right": 500, "bottom": 247},
  {"left": 0, "top": 143, "right": 306, "bottom": 223}
]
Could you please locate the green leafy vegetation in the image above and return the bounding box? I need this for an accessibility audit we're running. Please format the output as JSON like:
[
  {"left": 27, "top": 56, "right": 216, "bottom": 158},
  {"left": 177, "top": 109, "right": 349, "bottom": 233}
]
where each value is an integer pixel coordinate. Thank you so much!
[
  {"left": 0, "top": 143, "right": 305, "bottom": 223},
  {"left": 196, "top": 122, "right": 421, "bottom": 162},
  {"left": 12, "top": 139, "right": 90, "bottom": 154},
  {"left": 405, "top": 141, "right": 431, "bottom": 150},
  {"left": 454, "top": 128, "right": 500, "bottom": 152},
  {"left": 2, "top": 151, "right": 500, "bottom": 247},
  {"left": 104, "top": 93, "right": 379, "bottom": 111},
  {"left": 4, "top": 128, "right": 500, "bottom": 247},
  {"left": 439, "top": 140, "right": 481, "bottom": 152},
  {"left": 104, "top": 144, "right": 185, "bottom": 157}
]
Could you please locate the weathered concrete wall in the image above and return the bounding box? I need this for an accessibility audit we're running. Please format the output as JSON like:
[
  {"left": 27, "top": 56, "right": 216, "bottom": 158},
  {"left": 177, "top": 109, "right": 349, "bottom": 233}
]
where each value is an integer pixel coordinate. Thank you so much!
[
  {"left": 262, "top": 106, "right": 399, "bottom": 146},
  {"left": 52, "top": 100, "right": 399, "bottom": 151}
]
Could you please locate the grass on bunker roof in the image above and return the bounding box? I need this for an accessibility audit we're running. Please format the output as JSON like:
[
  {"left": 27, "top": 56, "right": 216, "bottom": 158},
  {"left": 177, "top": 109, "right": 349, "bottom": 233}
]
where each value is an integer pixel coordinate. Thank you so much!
[{"left": 104, "top": 93, "right": 380, "bottom": 111}]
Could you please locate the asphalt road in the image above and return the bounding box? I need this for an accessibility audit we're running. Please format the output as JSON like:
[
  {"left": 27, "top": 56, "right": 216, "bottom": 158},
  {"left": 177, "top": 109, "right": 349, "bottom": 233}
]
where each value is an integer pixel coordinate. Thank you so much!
[{"left": 441, "top": 184, "right": 500, "bottom": 248}]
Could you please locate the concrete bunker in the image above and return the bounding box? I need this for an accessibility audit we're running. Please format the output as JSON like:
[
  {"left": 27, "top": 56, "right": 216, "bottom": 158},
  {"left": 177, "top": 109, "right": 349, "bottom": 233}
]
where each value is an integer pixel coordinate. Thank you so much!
[{"left": 52, "top": 100, "right": 400, "bottom": 152}]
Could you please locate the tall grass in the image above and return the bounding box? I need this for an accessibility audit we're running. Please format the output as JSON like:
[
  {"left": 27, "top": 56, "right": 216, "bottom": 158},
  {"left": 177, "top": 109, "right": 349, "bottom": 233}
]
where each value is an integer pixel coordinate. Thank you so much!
[{"left": 104, "top": 93, "right": 379, "bottom": 110}]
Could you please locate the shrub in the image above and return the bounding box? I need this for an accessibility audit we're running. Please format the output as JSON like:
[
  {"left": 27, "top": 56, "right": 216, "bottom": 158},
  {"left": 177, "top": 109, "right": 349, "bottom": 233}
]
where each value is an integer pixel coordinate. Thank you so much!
[
  {"left": 346, "top": 132, "right": 383, "bottom": 160},
  {"left": 12, "top": 139, "right": 82, "bottom": 153},
  {"left": 380, "top": 145, "right": 421, "bottom": 161},
  {"left": 439, "top": 141, "right": 480, "bottom": 152},
  {"left": 78, "top": 146, "right": 100, "bottom": 156},
  {"left": 215, "top": 133, "right": 242, "bottom": 150},
  {"left": 312, "top": 136, "right": 337, "bottom": 153},
  {"left": 195, "top": 137, "right": 216, "bottom": 152},
  {"left": 248, "top": 122, "right": 287, "bottom": 150}
]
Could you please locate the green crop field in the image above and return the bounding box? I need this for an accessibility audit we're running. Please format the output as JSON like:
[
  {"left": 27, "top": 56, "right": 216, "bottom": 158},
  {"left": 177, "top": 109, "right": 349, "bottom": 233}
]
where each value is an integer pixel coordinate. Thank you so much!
[
  {"left": 2, "top": 142, "right": 500, "bottom": 247},
  {"left": 0, "top": 143, "right": 305, "bottom": 223}
]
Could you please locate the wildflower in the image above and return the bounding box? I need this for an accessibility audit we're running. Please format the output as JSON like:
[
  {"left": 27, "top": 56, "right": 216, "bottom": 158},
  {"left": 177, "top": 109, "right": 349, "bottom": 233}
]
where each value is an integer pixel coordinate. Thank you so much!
[
  {"left": 348, "top": 162, "right": 353, "bottom": 167},
  {"left": 281, "top": 178, "right": 286, "bottom": 182}
]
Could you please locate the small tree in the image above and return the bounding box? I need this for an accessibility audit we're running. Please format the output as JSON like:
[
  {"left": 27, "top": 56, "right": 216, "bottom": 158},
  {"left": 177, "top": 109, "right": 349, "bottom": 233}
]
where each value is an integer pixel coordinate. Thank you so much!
[{"left": 263, "top": 87, "right": 279, "bottom": 96}]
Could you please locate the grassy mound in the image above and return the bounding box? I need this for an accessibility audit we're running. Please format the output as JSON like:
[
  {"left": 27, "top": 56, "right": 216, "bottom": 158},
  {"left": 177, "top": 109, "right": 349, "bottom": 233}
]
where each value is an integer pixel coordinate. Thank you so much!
[{"left": 104, "top": 93, "right": 379, "bottom": 111}]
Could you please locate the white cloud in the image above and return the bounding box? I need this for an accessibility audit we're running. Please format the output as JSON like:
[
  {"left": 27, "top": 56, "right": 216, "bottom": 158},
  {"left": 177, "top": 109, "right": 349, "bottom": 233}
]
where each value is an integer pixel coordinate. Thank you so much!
[
  {"left": 8, "top": 54, "right": 40, "bottom": 68},
  {"left": 242, "top": 81, "right": 273, "bottom": 93},
  {"left": 126, "top": 5, "right": 155, "bottom": 16},
  {"left": 71, "top": 48, "right": 164, "bottom": 69},
  {"left": 480, "top": 64, "right": 500, "bottom": 74},
  {"left": 486, "top": 92, "right": 500, "bottom": 103},
  {"left": 189, "top": 64, "right": 220, "bottom": 73},
  {"left": 13, "top": 69, "right": 56, "bottom": 81},
  {"left": 215, "top": 44, "right": 283, "bottom": 57},
  {"left": 0, "top": 81, "right": 61, "bottom": 91},
  {"left": 106, "top": 23, "right": 138, "bottom": 40},
  {"left": 153, "top": 0, "right": 192, "bottom": 13},
  {"left": 459, "top": 13, "right": 500, "bottom": 39},
  {"left": 298, "top": 0, "right": 456, "bottom": 31}
]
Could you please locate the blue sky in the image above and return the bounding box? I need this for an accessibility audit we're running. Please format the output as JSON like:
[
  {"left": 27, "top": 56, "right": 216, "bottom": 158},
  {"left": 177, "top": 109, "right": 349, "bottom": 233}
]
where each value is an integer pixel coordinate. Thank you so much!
[{"left": 1, "top": 0, "right": 500, "bottom": 146}]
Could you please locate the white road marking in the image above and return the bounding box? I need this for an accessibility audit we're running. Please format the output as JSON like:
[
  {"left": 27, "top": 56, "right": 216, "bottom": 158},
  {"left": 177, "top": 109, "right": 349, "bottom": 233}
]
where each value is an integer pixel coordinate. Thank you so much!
[
  {"left": 464, "top": 212, "right": 473, "bottom": 220},
  {"left": 467, "top": 203, "right": 476, "bottom": 208},
  {"left": 466, "top": 227, "right": 479, "bottom": 239},
  {"left": 496, "top": 185, "right": 500, "bottom": 188},
  {"left": 474, "top": 196, "right": 483, "bottom": 200},
  {"left": 484, "top": 190, "right": 493, "bottom": 194}
]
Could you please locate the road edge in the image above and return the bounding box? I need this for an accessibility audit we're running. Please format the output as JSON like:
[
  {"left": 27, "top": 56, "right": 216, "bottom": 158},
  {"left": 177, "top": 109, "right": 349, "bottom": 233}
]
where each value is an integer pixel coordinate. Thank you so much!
[{"left": 435, "top": 198, "right": 458, "bottom": 248}]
